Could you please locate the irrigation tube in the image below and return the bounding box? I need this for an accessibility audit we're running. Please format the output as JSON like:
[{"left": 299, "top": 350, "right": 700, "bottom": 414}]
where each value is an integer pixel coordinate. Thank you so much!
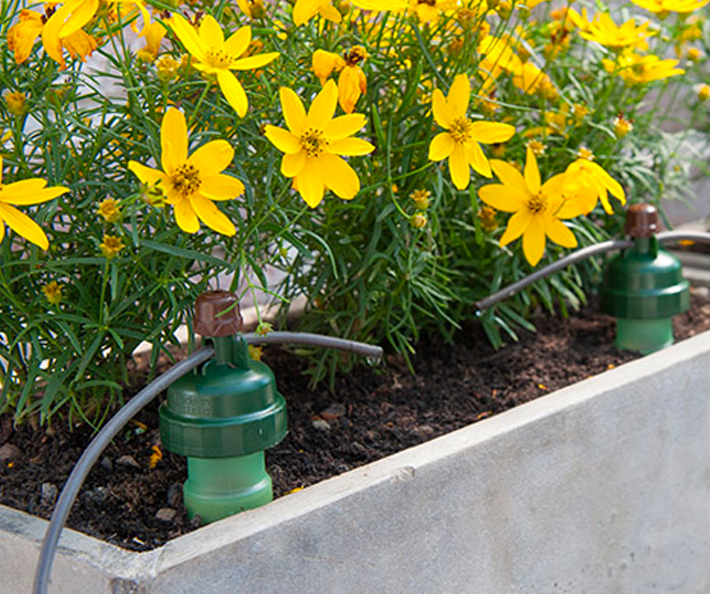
[
  {"left": 475, "top": 230, "right": 710, "bottom": 312},
  {"left": 33, "top": 333, "right": 384, "bottom": 594}
]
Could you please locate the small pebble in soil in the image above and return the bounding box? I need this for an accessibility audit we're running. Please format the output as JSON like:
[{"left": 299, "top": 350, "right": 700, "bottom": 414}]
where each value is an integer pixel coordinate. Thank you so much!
[
  {"left": 100, "top": 456, "right": 114, "bottom": 472},
  {"left": 694, "top": 286, "right": 710, "bottom": 299},
  {"left": 83, "top": 486, "right": 109, "bottom": 505},
  {"left": 167, "top": 482, "right": 183, "bottom": 508},
  {"left": 320, "top": 403, "right": 346, "bottom": 420},
  {"left": 0, "top": 443, "right": 21, "bottom": 462},
  {"left": 155, "top": 507, "right": 177, "bottom": 523},
  {"left": 116, "top": 455, "right": 140, "bottom": 470},
  {"left": 40, "top": 483, "right": 58, "bottom": 506},
  {"left": 311, "top": 418, "right": 331, "bottom": 431}
]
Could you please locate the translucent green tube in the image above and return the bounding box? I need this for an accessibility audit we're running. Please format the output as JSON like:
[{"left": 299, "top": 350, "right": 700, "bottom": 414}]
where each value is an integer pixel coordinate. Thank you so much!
[
  {"left": 183, "top": 453, "right": 273, "bottom": 523},
  {"left": 614, "top": 318, "right": 674, "bottom": 354}
]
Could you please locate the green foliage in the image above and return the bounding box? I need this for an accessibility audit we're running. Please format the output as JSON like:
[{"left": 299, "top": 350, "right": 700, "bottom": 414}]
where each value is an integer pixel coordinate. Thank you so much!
[{"left": 0, "top": 0, "right": 708, "bottom": 425}]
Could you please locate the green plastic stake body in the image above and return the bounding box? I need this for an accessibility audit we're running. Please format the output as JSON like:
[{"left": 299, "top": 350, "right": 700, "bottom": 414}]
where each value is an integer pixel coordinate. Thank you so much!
[
  {"left": 599, "top": 204, "right": 689, "bottom": 354},
  {"left": 159, "top": 291, "right": 287, "bottom": 524}
]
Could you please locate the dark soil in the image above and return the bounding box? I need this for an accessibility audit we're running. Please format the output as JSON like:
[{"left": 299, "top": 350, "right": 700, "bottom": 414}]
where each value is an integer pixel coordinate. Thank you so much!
[{"left": 3, "top": 289, "right": 710, "bottom": 551}]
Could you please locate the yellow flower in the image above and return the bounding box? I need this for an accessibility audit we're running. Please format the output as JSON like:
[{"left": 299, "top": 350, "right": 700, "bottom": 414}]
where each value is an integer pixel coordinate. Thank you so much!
[
  {"left": 169, "top": 14, "right": 279, "bottom": 117},
  {"left": 128, "top": 107, "right": 244, "bottom": 235},
  {"left": 100, "top": 234, "right": 125, "bottom": 259},
  {"left": 97, "top": 197, "right": 121, "bottom": 222},
  {"left": 0, "top": 156, "right": 68, "bottom": 250},
  {"left": 428, "top": 74, "right": 516, "bottom": 190},
  {"left": 138, "top": 21, "right": 167, "bottom": 61},
  {"left": 613, "top": 116, "right": 633, "bottom": 138},
  {"left": 408, "top": 0, "right": 458, "bottom": 23},
  {"left": 603, "top": 51, "right": 685, "bottom": 84},
  {"left": 351, "top": 0, "right": 408, "bottom": 8},
  {"left": 236, "top": 0, "right": 267, "bottom": 19},
  {"left": 410, "top": 213, "right": 428, "bottom": 229},
  {"left": 631, "top": 0, "right": 709, "bottom": 13},
  {"left": 264, "top": 80, "right": 375, "bottom": 208},
  {"left": 4, "top": 91, "right": 27, "bottom": 117},
  {"left": 478, "top": 147, "right": 581, "bottom": 266},
  {"left": 561, "top": 158, "right": 626, "bottom": 215},
  {"left": 312, "top": 46, "right": 367, "bottom": 114},
  {"left": 292, "top": 0, "right": 342, "bottom": 26},
  {"left": 156, "top": 55, "right": 181, "bottom": 82},
  {"left": 410, "top": 189, "right": 431, "bottom": 210},
  {"left": 7, "top": 5, "right": 98, "bottom": 69},
  {"left": 697, "top": 84, "right": 710, "bottom": 101},
  {"left": 43, "top": 281, "right": 63, "bottom": 305},
  {"left": 568, "top": 9, "right": 654, "bottom": 50},
  {"left": 478, "top": 205, "right": 498, "bottom": 232},
  {"left": 526, "top": 140, "right": 546, "bottom": 156}
]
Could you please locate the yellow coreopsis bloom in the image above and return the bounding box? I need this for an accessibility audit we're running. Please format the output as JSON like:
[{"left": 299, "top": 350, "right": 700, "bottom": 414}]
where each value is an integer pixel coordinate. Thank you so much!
[
  {"left": 602, "top": 51, "right": 685, "bottom": 84},
  {"left": 127, "top": 108, "right": 244, "bottom": 235},
  {"left": 293, "top": 0, "right": 342, "bottom": 26},
  {"left": 631, "top": 0, "right": 709, "bottom": 12},
  {"left": 428, "top": 74, "right": 516, "bottom": 190},
  {"left": 351, "top": 0, "right": 409, "bottom": 9},
  {"left": 478, "top": 148, "right": 581, "bottom": 266},
  {"left": 0, "top": 157, "right": 69, "bottom": 250},
  {"left": 264, "top": 80, "right": 375, "bottom": 208},
  {"left": 561, "top": 157, "right": 626, "bottom": 215},
  {"left": 568, "top": 9, "right": 654, "bottom": 50},
  {"left": 312, "top": 46, "right": 367, "bottom": 113},
  {"left": 7, "top": 5, "right": 97, "bottom": 69},
  {"left": 408, "top": 0, "right": 458, "bottom": 23},
  {"left": 169, "top": 14, "right": 279, "bottom": 117}
]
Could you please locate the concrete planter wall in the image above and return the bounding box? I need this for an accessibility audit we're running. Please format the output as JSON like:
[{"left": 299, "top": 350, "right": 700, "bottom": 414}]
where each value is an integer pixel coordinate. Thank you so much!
[{"left": 3, "top": 329, "right": 710, "bottom": 593}]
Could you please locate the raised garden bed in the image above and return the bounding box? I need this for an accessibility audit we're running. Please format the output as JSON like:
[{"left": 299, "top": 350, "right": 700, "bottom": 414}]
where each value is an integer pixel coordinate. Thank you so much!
[{"left": 3, "top": 284, "right": 710, "bottom": 592}]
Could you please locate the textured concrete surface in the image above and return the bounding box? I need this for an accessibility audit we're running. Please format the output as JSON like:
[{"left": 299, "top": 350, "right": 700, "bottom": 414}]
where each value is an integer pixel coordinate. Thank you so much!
[{"left": 4, "top": 330, "right": 710, "bottom": 593}]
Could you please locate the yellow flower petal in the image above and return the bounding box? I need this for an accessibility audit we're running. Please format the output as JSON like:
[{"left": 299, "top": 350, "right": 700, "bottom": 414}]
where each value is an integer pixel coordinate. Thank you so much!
[
  {"left": 429, "top": 132, "right": 455, "bottom": 161},
  {"left": 469, "top": 121, "right": 516, "bottom": 144},
  {"left": 313, "top": 50, "right": 343, "bottom": 84},
  {"left": 169, "top": 14, "right": 206, "bottom": 62},
  {"left": 324, "top": 114, "right": 367, "bottom": 141},
  {"left": 265, "top": 125, "right": 302, "bottom": 154},
  {"left": 199, "top": 15, "right": 224, "bottom": 47},
  {"left": 295, "top": 159, "right": 325, "bottom": 208},
  {"left": 58, "top": 0, "right": 98, "bottom": 39},
  {"left": 128, "top": 161, "right": 165, "bottom": 187},
  {"left": 282, "top": 152, "right": 307, "bottom": 177},
  {"left": 449, "top": 144, "right": 470, "bottom": 190},
  {"left": 478, "top": 185, "right": 526, "bottom": 213},
  {"left": 223, "top": 25, "right": 251, "bottom": 58},
  {"left": 499, "top": 209, "right": 531, "bottom": 246},
  {"left": 524, "top": 147, "right": 540, "bottom": 195},
  {"left": 327, "top": 137, "right": 374, "bottom": 156},
  {"left": 306, "top": 80, "right": 338, "bottom": 131},
  {"left": 522, "top": 217, "right": 546, "bottom": 266},
  {"left": 447, "top": 74, "right": 470, "bottom": 120},
  {"left": 191, "top": 194, "right": 236, "bottom": 236},
  {"left": 173, "top": 198, "right": 200, "bottom": 233},
  {"left": 200, "top": 174, "right": 245, "bottom": 201},
  {"left": 0, "top": 182, "right": 68, "bottom": 206},
  {"left": 231, "top": 52, "right": 279, "bottom": 71},
  {"left": 491, "top": 160, "right": 529, "bottom": 195},
  {"left": 280, "top": 87, "right": 307, "bottom": 135},
  {"left": 187, "top": 140, "right": 234, "bottom": 177},
  {"left": 0, "top": 202, "right": 49, "bottom": 250},
  {"left": 545, "top": 219, "right": 577, "bottom": 248},
  {"left": 466, "top": 142, "right": 492, "bottom": 178},
  {"left": 320, "top": 153, "right": 360, "bottom": 200},
  {"left": 431, "top": 89, "right": 451, "bottom": 129},
  {"left": 161, "top": 108, "right": 188, "bottom": 172},
  {"left": 217, "top": 70, "right": 249, "bottom": 117},
  {"left": 293, "top": 0, "right": 322, "bottom": 26}
]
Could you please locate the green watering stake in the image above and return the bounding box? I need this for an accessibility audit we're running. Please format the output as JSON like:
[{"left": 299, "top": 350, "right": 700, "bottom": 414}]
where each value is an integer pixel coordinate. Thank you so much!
[
  {"left": 159, "top": 291, "right": 287, "bottom": 524},
  {"left": 599, "top": 204, "right": 689, "bottom": 354}
]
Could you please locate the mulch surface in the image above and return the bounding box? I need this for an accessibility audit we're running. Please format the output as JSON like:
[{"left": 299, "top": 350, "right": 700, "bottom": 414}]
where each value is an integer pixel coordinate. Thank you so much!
[{"left": 2, "top": 289, "right": 710, "bottom": 551}]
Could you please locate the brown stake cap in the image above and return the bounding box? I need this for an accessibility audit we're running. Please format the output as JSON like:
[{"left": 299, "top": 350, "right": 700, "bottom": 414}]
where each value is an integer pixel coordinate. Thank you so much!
[
  {"left": 194, "top": 290, "right": 244, "bottom": 337},
  {"left": 625, "top": 204, "right": 659, "bottom": 238}
]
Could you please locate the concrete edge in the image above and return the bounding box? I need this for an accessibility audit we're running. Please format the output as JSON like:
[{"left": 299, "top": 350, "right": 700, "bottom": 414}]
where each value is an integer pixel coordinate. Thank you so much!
[{"left": 152, "top": 329, "right": 710, "bottom": 571}]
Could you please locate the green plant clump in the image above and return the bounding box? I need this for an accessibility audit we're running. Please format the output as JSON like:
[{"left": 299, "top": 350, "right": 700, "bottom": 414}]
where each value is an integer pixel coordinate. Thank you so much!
[{"left": 0, "top": 0, "right": 709, "bottom": 426}]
